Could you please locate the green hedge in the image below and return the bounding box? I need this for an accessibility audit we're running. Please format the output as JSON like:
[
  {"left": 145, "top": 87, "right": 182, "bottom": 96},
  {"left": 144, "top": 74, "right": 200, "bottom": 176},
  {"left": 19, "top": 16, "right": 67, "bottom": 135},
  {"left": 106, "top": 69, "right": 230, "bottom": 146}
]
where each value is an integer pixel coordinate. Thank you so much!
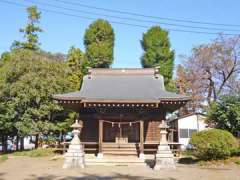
[{"left": 189, "top": 129, "right": 238, "bottom": 160}]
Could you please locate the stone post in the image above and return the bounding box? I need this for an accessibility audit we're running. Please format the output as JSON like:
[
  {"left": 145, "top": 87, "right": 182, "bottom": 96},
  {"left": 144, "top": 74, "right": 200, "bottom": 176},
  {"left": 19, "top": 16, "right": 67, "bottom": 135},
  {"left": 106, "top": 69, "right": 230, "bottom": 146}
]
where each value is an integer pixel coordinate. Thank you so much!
[
  {"left": 154, "top": 120, "right": 175, "bottom": 170},
  {"left": 63, "top": 120, "right": 85, "bottom": 169}
]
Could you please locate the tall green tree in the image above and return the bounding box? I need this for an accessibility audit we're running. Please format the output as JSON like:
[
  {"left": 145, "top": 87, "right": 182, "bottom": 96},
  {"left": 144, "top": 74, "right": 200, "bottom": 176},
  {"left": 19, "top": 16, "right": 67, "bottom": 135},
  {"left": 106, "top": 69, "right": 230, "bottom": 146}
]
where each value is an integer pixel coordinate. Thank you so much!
[
  {"left": 67, "top": 46, "right": 85, "bottom": 90},
  {"left": 12, "top": 6, "right": 42, "bottom": 51},
  {"left": 0, "top": 52, "right": 11, "bottom": 65},
  {"left": 84, "top": 19, "right": 114, "bottom": 68},
  {"left": 208, "top": 95, "right": 240, "bottom": 136},
  {"left": 0, "top": 49, "right": 75, "bottom": 150},
  {"left": 141, "top": 26, "right": 174, "bottom": 88}
]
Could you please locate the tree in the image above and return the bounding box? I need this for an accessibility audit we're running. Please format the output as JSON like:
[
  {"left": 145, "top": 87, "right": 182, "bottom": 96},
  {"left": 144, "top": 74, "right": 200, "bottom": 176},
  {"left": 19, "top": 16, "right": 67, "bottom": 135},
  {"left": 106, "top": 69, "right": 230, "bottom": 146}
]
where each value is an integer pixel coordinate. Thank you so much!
[
  {"left": 12, "top": 6, "right": 42, "bottom": 51},
  {"left": 176, "top": 64, "right": 205, "bottom": 113},
  {"left": 0, "top": 52, "right": 11, "bottom": 65},
  {"left": 84, "top": 19, "right": 114, "bottom": 68},
  {"left": 208, "top": 95, "right": 240, "bottom": 136},
  {"left": 176, "top": 35, "right": 240, "bottom": 111},
  {"left": 141, "top": 26, "right": 175, "bottom": 88},
  {"left": 67, "top": 46, "right": 85, "bottom": 90},
  {"left": 0, "top": 49, "right": 75, "bottom": 150},
  {"left": 0, "top": 102, "right": 16, "bottom": 152}
]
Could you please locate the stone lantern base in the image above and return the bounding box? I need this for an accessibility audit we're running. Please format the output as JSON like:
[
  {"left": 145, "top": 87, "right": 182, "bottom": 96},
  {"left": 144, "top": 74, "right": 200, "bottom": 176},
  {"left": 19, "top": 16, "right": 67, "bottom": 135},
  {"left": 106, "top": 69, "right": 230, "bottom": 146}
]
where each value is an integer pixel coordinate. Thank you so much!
[
  {"left": 63, "top": 143, "right": 85, "bottom": 169},
  {"left": 154, "top": 143, "right": 175, "bottom": 170},
  {"left": 63, "top": 120, "right": 85, "bottom": 169}
]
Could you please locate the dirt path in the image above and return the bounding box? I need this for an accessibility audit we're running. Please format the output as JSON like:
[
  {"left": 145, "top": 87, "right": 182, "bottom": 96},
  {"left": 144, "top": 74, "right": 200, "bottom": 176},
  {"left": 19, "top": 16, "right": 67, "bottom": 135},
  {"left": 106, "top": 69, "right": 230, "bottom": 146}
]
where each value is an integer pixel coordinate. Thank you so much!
[{"left": 0, "top": 156, "right": 239, "bottom": 180}]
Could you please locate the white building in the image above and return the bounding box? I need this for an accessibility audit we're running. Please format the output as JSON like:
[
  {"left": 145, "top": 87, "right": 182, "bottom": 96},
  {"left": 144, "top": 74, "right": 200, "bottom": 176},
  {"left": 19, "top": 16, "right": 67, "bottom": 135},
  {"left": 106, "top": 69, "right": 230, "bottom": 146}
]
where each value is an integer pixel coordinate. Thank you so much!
[
  {"left": 168, "top": 113, "right": 209, "bottom": 150},
  {"left": 23, "top": 136, "right": 35, "bottom": 150}
]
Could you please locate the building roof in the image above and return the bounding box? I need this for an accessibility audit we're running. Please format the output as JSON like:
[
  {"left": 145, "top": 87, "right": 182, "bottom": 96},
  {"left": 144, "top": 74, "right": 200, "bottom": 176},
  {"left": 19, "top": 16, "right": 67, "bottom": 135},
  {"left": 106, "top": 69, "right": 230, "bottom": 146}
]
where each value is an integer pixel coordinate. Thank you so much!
[
  {"left": 53, "top": 68, "right": 190, "bottom": 104},
  {"left": 168, "top": 113, "right": 207, "bottom": 123}
]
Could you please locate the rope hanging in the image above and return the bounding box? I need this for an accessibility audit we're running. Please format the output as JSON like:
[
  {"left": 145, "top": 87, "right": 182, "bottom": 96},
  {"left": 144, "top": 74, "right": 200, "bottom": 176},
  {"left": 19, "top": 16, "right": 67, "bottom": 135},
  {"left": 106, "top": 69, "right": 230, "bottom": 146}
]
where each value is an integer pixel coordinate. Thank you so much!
[{"left": 102, "top": 120, "right": 141, "bottom": 127}]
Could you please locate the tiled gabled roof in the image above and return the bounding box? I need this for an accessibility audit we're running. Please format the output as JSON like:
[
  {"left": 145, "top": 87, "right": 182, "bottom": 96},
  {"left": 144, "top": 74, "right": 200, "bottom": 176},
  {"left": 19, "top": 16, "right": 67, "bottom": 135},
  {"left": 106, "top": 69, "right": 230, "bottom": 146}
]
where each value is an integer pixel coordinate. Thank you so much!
[{"left": 53, "top": 68, "right": 190, "bottom": 103}]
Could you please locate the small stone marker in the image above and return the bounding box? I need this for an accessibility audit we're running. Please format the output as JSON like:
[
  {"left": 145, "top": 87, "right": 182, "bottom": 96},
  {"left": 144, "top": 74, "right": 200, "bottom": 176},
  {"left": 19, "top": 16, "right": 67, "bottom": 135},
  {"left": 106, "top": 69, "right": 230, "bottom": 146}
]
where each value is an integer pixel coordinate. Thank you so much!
[
  {"left": 63, "top": 120, "right": 85, "bottom": 169},
  {"left": 154, "top": 121, "right": 175, "bottom": 170}
]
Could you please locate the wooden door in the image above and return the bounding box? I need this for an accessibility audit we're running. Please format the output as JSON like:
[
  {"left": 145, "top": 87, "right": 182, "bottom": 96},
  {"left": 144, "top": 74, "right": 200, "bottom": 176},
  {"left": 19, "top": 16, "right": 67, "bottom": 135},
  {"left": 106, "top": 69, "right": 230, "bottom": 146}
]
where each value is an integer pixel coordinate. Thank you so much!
[
  {"left": 103, "top": 121, "right": 140, "bottom": 143},
  {"left": 122, "top": 123, "right": 140, "bottom": 143}
]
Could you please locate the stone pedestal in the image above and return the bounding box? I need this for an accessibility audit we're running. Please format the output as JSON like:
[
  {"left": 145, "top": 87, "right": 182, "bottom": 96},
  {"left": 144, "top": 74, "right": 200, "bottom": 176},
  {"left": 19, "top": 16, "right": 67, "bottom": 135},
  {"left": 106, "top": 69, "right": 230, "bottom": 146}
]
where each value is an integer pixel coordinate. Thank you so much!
[
  {"left": 154, "top": 143, "right": 175, "bottom": 170},
  {"left": 63, "top": 143, "right": 85, "bottom": 169},
  {"left": 154, "top": 121, "right": 175, "bottom": 170},
  {"left": 97, "top": 153, "right": 103, "bottom": 159},
  {"left": 139, "top": 153, "right": 145, "bottom": 160},
  {"left": 63, "top": 120, "right": 85, "bottom": 169}
]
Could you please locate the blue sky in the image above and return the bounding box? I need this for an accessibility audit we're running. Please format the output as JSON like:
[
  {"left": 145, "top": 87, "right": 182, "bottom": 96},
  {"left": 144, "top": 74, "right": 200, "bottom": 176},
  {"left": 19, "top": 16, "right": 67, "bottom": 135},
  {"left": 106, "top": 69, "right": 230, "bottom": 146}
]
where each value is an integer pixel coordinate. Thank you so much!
[{"left": 0, "top": 0, "right": 239, "bottom": 68}]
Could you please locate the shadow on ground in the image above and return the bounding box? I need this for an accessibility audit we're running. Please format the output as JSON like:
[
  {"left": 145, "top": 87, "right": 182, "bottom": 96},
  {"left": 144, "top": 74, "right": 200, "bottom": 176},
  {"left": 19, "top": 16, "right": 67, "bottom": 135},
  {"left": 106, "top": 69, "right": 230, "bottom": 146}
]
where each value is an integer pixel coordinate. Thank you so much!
[
  {"left": 178, "top": 157, "right": 198, "bottom": 164},
  {"left": 0, "top": 173, "right": 6, "bottom": 180},
  {"left": 145, "top": 159, "right": 155, "bottom": 168},
  {"left": 26, "top": 173, "right": 177, "bottom": 180}
]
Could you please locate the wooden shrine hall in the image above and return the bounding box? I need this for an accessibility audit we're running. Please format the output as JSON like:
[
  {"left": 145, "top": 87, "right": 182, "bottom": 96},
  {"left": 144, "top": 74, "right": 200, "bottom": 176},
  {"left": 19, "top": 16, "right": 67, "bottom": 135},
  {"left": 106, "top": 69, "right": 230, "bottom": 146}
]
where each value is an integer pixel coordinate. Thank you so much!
[{"left": 53, "top": 68, "right": 190, "bottom": 158}]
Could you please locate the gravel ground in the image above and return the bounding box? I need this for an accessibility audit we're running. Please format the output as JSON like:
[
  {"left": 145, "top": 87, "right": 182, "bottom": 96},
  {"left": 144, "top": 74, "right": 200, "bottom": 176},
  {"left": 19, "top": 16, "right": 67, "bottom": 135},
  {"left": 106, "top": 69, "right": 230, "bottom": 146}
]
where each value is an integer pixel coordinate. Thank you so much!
[{"left": 0, "top": 156, "right": 239, "bottom": 180}]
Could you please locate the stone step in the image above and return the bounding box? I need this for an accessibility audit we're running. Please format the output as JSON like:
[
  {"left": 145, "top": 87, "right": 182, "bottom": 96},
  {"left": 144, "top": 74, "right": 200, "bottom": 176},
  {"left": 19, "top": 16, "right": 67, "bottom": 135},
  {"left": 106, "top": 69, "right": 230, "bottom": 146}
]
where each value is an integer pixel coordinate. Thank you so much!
[
  {"left": 102, "top": 148, "right": 137, "bottom": 151},
  {"left": 86, "top": 161, "right": 146, "bottom": 166},
  {"left": 102, "top": 143, "right": 138, "bottom": 148},
  {"left": 85, "top": 155, "right": 145, "bottom": 166},
  {"left": 102, "top": 151, "right": 138, "bottom": 155}
]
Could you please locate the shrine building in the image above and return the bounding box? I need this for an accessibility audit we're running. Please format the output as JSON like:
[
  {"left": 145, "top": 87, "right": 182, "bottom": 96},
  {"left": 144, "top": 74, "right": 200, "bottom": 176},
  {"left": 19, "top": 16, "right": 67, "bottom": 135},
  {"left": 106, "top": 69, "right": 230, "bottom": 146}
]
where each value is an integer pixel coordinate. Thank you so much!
[{"left": 53, "top": 68, "right": 190, "bottom": 158}]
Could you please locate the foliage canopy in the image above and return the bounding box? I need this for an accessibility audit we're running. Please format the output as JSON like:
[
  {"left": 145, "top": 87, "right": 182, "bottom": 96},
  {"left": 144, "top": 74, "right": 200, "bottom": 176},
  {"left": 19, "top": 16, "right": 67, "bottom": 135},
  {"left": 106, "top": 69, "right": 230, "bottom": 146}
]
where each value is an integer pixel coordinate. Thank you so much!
[
  {"left": 208, "top": 95, "right": 240, "bottom": 136},
  {"left": 12, "top": 6, "right": 42, "bottom": 51},
  {"left": 0, "top": 49, "right": 75, "bottom": 137},
  {"left": 67, "top": 46, "right": 85, "bottom": 90},
  {"left": 141, "top": 26, "right": 174, "bottom": 88},
  {"left": 175, "top": 35, "right": 240, "bottom": 112},
  {"left": 84, "top": 19, "right": 114, "bottom": 68}
]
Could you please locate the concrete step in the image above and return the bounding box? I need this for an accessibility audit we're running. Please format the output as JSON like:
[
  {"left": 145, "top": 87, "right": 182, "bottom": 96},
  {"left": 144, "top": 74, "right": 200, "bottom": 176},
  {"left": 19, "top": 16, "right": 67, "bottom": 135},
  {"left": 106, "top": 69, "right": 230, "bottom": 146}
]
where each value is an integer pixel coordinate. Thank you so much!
[
  {"left": 102, "top": 143, "right": 138, "bottom": 148},
  {"left": 102, "top": 151, "right": 138, "bottom": 155},
  {"left": 85, "top": 155, "right": 145, "bottom": 166},
  {"left": 102, "top": 147, "right": 137, "bottom": 151}
]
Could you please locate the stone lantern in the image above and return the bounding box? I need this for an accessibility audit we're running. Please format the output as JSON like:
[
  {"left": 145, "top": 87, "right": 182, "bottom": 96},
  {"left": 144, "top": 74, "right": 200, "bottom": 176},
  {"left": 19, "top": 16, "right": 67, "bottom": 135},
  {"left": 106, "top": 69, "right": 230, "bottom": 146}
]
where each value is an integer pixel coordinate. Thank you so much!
[
  {"left": 63, "top": 120, "right": 85, "bottom": 169},
  {"left": 154, "top": 120, "right": 175, "bottom": 170}
]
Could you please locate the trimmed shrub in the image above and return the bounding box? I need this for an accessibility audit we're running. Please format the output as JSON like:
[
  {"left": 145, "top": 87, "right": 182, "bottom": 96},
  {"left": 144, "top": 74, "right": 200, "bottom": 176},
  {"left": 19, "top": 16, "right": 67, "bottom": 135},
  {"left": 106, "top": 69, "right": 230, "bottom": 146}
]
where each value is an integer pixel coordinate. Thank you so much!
[{"left": 189, "top": 129, "right": 238, "bottom": 160}]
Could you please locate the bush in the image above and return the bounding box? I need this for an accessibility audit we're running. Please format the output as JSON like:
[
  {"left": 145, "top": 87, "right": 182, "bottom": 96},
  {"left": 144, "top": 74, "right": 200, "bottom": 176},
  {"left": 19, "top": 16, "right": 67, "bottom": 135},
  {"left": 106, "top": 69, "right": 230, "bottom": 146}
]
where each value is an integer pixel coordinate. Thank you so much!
[{"left": 189, "top": 129, "right": 238, "bottom": 160}]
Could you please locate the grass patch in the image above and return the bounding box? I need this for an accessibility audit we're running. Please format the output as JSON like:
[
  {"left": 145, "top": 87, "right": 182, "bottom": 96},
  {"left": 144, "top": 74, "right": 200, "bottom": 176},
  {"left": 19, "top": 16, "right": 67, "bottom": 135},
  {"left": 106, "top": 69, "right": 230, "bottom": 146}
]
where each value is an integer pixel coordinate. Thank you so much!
[
  {"left": 197, "top": 156, "right": 240, "bottom": 167},
  {"left": 180, "top": 150, "right": 240, "bottom": 166},
  {"left": 0, "top": 154, "right": 8, "bottom": 163},
  {"left": 181, "top": 150, "right": 194, "bottom": 157},
  {"left": 13, "top": 148, "right": 55, "bottom": 157},
  {"left": 235, "top": 160, "right": 240, "bottom": 165}
]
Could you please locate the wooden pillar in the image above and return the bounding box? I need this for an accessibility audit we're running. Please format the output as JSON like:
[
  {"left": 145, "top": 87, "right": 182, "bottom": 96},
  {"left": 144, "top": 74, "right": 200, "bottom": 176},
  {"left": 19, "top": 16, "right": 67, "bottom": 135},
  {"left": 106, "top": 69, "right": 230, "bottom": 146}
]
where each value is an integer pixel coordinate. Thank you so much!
[
  {"left": 139, "top": 120, "right": 145, "bottom": 159},
  {"left": 98, "top": 120, "right": 103, "bottom": 158}
]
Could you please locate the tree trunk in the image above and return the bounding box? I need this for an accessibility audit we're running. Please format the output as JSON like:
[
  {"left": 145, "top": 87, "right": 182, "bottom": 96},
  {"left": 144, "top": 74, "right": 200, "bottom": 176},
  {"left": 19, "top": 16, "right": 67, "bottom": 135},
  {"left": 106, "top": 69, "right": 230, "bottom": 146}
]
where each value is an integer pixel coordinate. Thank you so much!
[
  {"left": 1, "top": 135, "right": 3, "bottom": 153},
  {"left": 207, "top": 79, "right": 214, "bottom": 105},
  {"left": 2, "top": 135, "right": 7, "bottom": 153},
  {"left": 16, "top": 135, "right": 19, "bottom": 151},
  {"left": 35, "top": 134, "right": 39, "bottom": 149},
  {"left": 20, "top": 137, "right": 24, "bottom": 151},
  {"left": 60, "top": 131, "right": 64, "bottom": 142}
]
